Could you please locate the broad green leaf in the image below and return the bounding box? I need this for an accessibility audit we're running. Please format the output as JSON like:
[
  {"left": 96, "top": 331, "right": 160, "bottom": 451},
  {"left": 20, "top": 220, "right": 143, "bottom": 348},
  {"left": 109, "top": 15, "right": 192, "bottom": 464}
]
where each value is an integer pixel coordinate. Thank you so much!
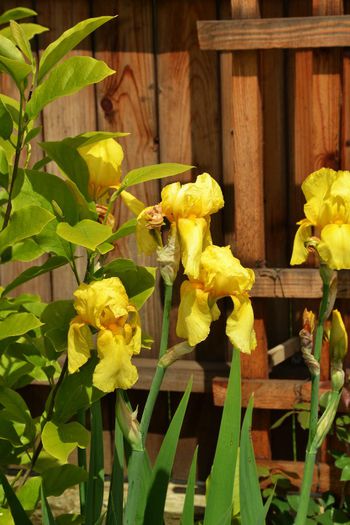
[
  {"left": 121, "top": 163, "right": 193, "bottom": 189},
  {"left": 341, "top": 464, "right": 350, "bottom": 481},
  {"left": 180, "top": 447, "right": 198, "bottom": 525},
  {"left": 24, "top": 126, "right": 41, "bottom": 144},
  {"left": 142, "top": 379, "right": 192, "bottom": 525},
  {"left": 42, "top": 464, "right": 89, "bottom": 497},
  {"left": 0, "top": 7, "right": 36, "bottom": 25},
  {"left": 0, "top": 470, "right": 32, "bottom": 525},
  {"left": 57, "top": 220, "right": 112, "bottom": 251},
  {"left": 27, "top": 56, "right": 115, "bottom": 119},
  {"left": 0, "top": 94, "right": 19, "bottom": 125},
  {"left": 97, "top": 258, "right": 156, "bottom": 309},
  {"left": 0, "top": 388, "right": 35, "bottom": 449},
  {"left": 41, "top": 485, "right": 55, "bottom": 525},
  {"left": 240, "top": 395, "right": 265, "bottom": 525},
  {"left": 0, "top": 145, "right": 8, "bottom": 175},
  {"left": 0, "top": 23, "right": 48, "bottom": 42},
  {"left": 17, "top": 476, "right": 41, "bottom": 511},
  {"left": 35, "top": 220, "right": 72, "bottom": 259},
  {"left": 9, "top": 238, "right": 45, "bottom": 262},
  {"left": 0, "top": 33, "right": 24, "bottom": 61},
  {"left": 0, "top": 352, "right": 34, "bottom": 389},
  {"left": 107, "top": 218, "right": 137, "bottom": 243},
  {"left": 0, "top": 312, "right": 42, "bottom": 340},
  {"left": 38, "top": 16, "right": 115, "bottom": 82},
  {"left": 297, "top": 410, "right": 310, "bottom": 430},
  {"left": 2, "top": 256, "right": 68, "bottom": 296},
  {"left": 0, "top": 98, "right": 13, "bottom": 139},
  {"left": 0, "top": 205, "right": 54, "bottom": 254},
  {"left": 42, "top": 421, "right": 90, "bottom": 463},
  {"left": 53, "top": 358, "right": 104, "bottom": 423},
  {"left": 204, "top": 350, "right": 241, "bottom": 525},
  {"left": 10, "top": 20, "right": 33, "bottom": 63},
  {"left": 106, "top": 408, "right": 124, "bottom": 525},
  {"left": 0, "top": 413, "right": 23, "bottom": 445},
  {"left": 270, "top": 411, "right": 294, "bottom": 430},
  {"left": 85, "top": 400, "right": 104, "bottom": 525},
  {"left": 0, "top": 55, "right": 32, "bottom": 88}
]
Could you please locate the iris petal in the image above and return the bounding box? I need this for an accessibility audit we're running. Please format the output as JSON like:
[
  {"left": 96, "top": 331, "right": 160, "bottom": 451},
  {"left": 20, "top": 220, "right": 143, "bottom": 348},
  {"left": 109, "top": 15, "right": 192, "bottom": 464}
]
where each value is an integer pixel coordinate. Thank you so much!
[
  {"left": 318, "top": 223, "right": 350, "bottom": 270},
  {"left": 290, "top": 219, "right": 312, "bottom": 265},
  {"left": 67, "top": 318, "right": 92, "bottom": 373},
  {"left": 93, "top": 330, "right": 138, "bottom": 392},
  {"left": 226, "top": 295, "right": 256, "bottom": 354},
  {"left": 176, "top": 281, "right": 212, "bottom": 346},
  {"left": 177, "top": 217, "right": 208, "bottom": 279}
]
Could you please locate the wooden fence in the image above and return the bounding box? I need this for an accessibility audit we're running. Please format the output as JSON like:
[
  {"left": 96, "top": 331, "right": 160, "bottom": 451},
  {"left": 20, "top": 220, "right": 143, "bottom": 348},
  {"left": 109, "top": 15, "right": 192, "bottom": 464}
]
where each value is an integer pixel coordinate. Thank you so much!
[{"left": 1, "top": 0, "right": 350, "bottom": 490}]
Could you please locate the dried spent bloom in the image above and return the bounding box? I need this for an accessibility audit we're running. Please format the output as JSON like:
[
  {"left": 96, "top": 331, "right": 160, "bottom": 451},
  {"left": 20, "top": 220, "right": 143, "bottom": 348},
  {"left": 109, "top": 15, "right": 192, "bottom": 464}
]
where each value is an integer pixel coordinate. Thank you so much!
[
  {"left": 78, "top": 138, "right": 124, "bottom": 201},
  {"left": 68, "top": 277, "right": 141, "bottom": 392},
  {"left": 291, "top": 168, "right": 350, "bottom": 270},
  {"left": 176, "top": 245, "right": 256, "bottom": 353}
]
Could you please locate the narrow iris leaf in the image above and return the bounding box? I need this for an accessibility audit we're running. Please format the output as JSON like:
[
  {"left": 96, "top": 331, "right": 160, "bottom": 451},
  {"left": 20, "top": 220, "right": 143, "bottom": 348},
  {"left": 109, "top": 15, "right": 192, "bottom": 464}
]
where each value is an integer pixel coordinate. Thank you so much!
[
  {"left": 204, "top": 349, "right": 241, "bottom": 525},
  {"left": 85, "top": 400, "right": 104, "bottom": 525},
  {"left": 41, "top": 484, "right": 55, "bottom": 525},
  {"left": 0, "top": 469, "right": 32, "bottom": 524},
  {"left": 240, "top": 395, "right": 265, "bottom": 525},
  {"left": 106, "top": 407, "right": 124, "bottom": 525},
  {"left": 180, "top": 447, "right": 198, "bottom": 525}
]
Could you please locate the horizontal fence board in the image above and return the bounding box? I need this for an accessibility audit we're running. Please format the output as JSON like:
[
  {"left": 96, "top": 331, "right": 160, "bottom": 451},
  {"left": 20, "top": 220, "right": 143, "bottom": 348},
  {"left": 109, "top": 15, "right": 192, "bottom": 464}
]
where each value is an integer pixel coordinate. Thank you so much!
[
  {"left": 197, "top": 15, "right": 350, "bottom": 50},
  {"left": 251, "top": 268, "right": 350, "bottom": 298},
  {"left": 257, "top": 460, "right": 343, "bottom": 493},
  {"left": 213, "top": 377, "right": 350, "bottom": 411}
]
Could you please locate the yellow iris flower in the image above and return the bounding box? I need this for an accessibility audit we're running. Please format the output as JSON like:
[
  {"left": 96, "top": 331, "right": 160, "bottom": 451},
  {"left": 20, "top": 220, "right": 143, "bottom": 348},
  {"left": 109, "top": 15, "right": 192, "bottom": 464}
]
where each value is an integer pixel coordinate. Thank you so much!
[
  {"left": 176, "top": 245, "right": 256, "bottom": 353},
  {"left": 78, "top": 138, "right": 124, "bottom": 201},
  {"left": 67, "top": 277, "right": 141, "bottom": 392},
  {"left": 161, "top": 173, "right": 224, "bottom": 278},
  {"left": 291, "top": 168, "right": 350, "bottom": 269}
]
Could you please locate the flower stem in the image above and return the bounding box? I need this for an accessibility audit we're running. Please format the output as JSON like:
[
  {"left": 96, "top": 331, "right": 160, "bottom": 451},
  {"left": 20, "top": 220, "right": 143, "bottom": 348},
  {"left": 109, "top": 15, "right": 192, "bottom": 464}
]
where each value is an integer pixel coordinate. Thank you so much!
[
  {"left": 77, "top": 409, "right": 87, "bottom": 516},
  {"left": 140, "top": 282, "right": 173, "bottom": 441},
  {"left": 294, "top": 278, "right": 330, "bottom": 525}
]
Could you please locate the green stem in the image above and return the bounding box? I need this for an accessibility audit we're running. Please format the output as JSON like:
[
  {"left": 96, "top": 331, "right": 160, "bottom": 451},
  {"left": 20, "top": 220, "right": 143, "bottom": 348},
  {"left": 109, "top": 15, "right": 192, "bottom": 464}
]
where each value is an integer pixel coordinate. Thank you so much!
[
  {"left": 140, "top": 282, "right": 173, "bottom": 442},
  {"left": 77, "top": 409, "right": 87, "bottom": 516},
  {"left": 2, "top": 93, "right": 25, "bottom": 231},
  {"left": 294, "top": 452, "right": 317, "bottom": 525},
  {"left": 294, "top": 279, "right": 330, "bottom": 525},
  {"left": 124, "top": 283, "right": 173, "bottom": 525}
]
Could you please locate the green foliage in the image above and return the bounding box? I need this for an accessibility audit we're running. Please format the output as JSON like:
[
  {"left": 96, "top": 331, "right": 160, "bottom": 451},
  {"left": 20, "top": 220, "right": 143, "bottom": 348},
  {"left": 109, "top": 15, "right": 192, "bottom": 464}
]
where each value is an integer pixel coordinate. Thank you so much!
[
  {"left": 57, "top": 220, "right": 113, "bottom": 251},
  {"left": 42, "top": 421, "right": 90, "bottom": 463},
  {"left": 121, "top": 162, "right": 193, "bottom": 189},
  {"left": 0, "top": 312, "right": 42, "bottom": 339},
  {"left": 0, "top": 470, "right": 32, "bottom": 525},
  {"left": 0, "top": 7, "right": 37, "bottom": 25},
  {"left": 85, "top": 400, "right": 104, "bottom": 525},
  {"left": 0, "top": 98, "right": 13, "bottom": 139},
  {"left": 27, "top": 56, "right": 115, "bottom": 119},
  {"left": 42, "top": 464, "right": 89, "bottom": 497},
  {"left": 181, "top": 447, "right": 198, "bottom": 525}
]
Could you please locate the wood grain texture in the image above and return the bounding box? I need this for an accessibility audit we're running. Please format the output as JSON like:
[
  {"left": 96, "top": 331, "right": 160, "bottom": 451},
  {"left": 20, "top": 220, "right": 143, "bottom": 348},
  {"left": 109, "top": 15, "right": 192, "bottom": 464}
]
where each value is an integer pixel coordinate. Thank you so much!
[
  {"left": 229, "top": 0, "right": 270, "bottom": 459},
  {"left": 92, "top": 0, "right": 163, "bottom": 356},
  {"left": 212, "top": 377, "right": 350, "bottom": 411},
  {"left": 36, "top": 0, "right": 97, "bottom": 299},
  {"left": 156, "top": 0, "right": 224, "bottom": 360},
  {"left": 197, "top": 15, "right": 350, "bottom": 50},
  {"left": 0, "top": 0, "right": 52, "bottom": 302}
]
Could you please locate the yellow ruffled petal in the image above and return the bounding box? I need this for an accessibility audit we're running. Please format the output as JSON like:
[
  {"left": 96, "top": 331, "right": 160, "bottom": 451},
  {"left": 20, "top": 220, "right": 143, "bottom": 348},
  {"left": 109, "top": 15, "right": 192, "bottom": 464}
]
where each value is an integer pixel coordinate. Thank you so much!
[
  {"left": 318, "top": 223, "right": 350, "bottom": 270},
  {"left": 161, "top": 173, "right": 224, "bottom": 220},
  {"left": 176, "top": 281, "right": 213, "bottom": 346},
  {"left": 302, "top": 167, "right": 336, "bottom": 202},
  {"left": 199, "top": 245, "right": 255, "bottom": 297},
  {"left": 78, "top": 139, "right": 124, "bottom": 200},
  {"left": 67, "top": 318, "right": 93, "bottom": 373},
  {"left": 177, "top": 217, "right": 207, "bottom": 278},
  {"left": 93, "top": 330, "right": 138, "bottom": 392},
  {"left": 226, "top": 295, "right": 256, "bottom": 354},
  {"left": 120, "top": 190, "right": 146, "bottom": 216},
  {"left": 290, "top": 219, "right": 312, "bottom": 265},
  {"left": 73, "top": 278, "right": 129, "bottom": 329}
]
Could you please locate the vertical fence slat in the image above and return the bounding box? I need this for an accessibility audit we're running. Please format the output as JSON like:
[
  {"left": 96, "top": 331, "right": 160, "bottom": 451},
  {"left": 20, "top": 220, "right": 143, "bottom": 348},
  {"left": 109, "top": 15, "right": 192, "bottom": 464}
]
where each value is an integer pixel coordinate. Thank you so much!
[
  {"left": 229, "top": 0, "right": 270, "bottom": 460},
  {"left": 36, "top": 0, "right": 97, "bottom": 299},
  {"left": 92, "top": 0, "right": 163, "bottom": 355}
]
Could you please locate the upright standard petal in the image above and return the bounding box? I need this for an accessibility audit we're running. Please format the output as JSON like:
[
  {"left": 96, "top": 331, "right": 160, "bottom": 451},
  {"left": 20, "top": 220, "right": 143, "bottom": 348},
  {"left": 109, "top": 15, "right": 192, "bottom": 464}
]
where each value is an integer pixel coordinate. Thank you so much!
[
  {"left": 226, "top": 294, "right": 256, "bottom": 354},
  {"left": 67, "top": 318, "right": 93, "bottom": 373},
  {"left": 176, "top": 281, "right": 213, "bottom": 346},
  {"left": 93, "top": 330, "right": 138, "bottom": 392},
  {"left": 318, "top": 223, "right": 350, "bottom": 270},
  {"left": 290, "top": 219, "right": 312, "bottom": 266},
  {"left": 177, "top": 217, "right": 208, "bottom": 278}
]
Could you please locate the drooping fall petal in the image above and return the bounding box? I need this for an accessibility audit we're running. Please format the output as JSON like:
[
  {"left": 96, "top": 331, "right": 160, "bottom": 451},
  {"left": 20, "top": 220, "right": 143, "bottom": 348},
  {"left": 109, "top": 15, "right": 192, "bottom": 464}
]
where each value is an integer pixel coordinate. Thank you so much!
[
  {"left": 93, "top": 330, "right": 138, "bottom": 392},
  {"left": 226, "top": 294, "right": 257, "bottom": 354},
  {"left": 176, "top": 281, "right": 213, "bottom": 346},
  {"left": 67, "top": 318, "right": 93, "bottom": 373},
  {"left": 177, "top": 217, "right": 209, "bottom": 279},
  {"left": 318, "top": 223, "right": 350, "bottom": 270},
  {"left": 290, "top": 219, "right": 312, "bottom": 266}
]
